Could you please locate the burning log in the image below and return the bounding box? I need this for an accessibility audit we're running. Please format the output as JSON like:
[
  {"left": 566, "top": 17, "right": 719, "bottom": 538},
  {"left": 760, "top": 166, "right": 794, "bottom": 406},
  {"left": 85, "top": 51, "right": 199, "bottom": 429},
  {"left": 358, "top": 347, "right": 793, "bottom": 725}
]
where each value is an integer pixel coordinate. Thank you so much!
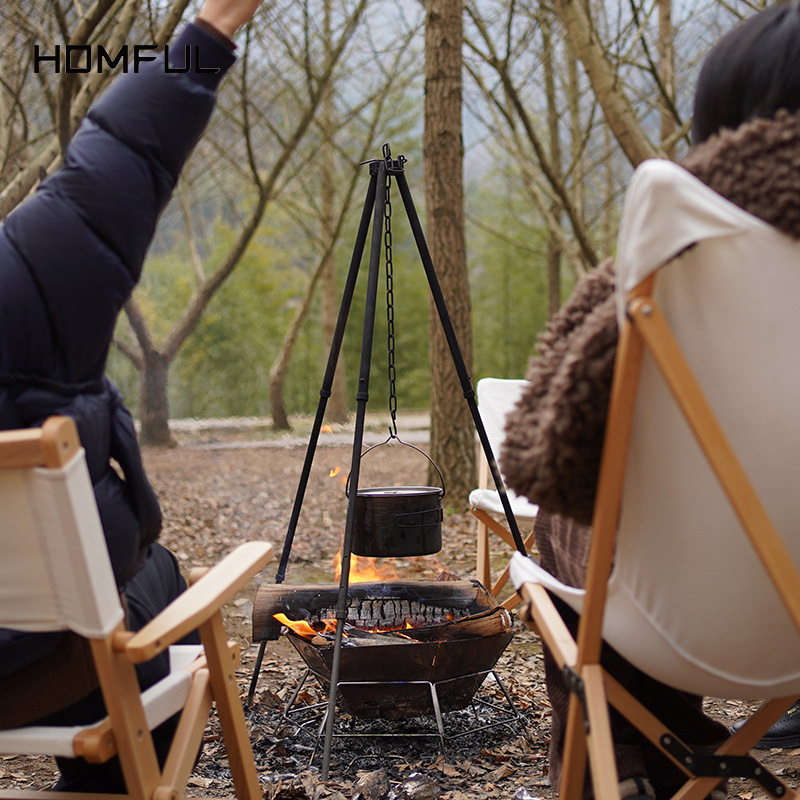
[
  {"left": 274, "top": 606, "right": 512, "bottom": 647},
  {"left": 253, "top": 579, "right": 500, "bottom": 642},
  {"left": 311, "top": 625, "right": 416, "bottom": 647},
  {"left": 406, "top": 607, "right": 512, "bottom": 641}
]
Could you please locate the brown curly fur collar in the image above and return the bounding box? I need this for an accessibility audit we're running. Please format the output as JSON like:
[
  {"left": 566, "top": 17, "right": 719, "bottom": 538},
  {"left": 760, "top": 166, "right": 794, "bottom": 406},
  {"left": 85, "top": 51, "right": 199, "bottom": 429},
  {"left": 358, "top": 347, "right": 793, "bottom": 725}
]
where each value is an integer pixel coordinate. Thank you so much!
[{"left": 500, "top": 109, "right": 800, "bottom": 525}]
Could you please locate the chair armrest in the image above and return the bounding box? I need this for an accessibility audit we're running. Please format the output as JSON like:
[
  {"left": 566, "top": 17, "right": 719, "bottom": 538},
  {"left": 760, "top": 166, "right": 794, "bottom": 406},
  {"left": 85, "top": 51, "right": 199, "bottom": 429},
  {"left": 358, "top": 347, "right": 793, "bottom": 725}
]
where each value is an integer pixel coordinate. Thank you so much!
[{"left": 124, "top": 541, "right": 273, "bottom": 663}]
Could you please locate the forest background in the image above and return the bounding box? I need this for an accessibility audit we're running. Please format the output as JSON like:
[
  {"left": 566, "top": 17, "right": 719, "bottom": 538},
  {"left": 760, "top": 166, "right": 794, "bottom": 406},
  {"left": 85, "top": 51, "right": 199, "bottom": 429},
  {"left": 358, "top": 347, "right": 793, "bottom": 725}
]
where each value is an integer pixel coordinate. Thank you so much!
[{"left": 0, "top": 0, "right": 769, "bottom": 499}]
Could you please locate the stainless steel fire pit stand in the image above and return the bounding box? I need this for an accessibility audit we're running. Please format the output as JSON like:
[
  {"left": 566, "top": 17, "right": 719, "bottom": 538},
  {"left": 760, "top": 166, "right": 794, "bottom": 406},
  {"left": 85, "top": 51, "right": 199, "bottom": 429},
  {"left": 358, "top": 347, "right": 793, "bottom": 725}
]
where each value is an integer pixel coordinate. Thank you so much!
[
  {"left": 280, "top": 667, "right": 524, "bottom": 762},
  {"left": 249, "top": 145, "right": 531, "bottom": 779}
]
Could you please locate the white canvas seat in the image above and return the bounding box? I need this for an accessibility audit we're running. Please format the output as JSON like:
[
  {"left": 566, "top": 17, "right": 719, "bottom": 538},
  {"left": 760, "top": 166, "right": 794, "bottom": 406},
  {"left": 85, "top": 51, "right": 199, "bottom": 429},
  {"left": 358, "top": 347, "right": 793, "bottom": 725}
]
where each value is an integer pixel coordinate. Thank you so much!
[
  {"left": 0, "top": 416, "right": 273, "bottom": 800},
  {"left": 469, "top": 378, "right": 538, "bottom": 609},
  {"left": 510, "top": 159, "right": 800, "bottom": 800}
]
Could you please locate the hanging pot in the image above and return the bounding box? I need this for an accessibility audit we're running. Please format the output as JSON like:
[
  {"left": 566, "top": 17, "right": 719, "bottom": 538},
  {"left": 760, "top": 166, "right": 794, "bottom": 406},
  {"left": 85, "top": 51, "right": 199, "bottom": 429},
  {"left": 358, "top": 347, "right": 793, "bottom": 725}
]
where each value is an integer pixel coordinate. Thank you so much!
[{"left": 347, "top": 439, "right": 445, "bottom": 558}]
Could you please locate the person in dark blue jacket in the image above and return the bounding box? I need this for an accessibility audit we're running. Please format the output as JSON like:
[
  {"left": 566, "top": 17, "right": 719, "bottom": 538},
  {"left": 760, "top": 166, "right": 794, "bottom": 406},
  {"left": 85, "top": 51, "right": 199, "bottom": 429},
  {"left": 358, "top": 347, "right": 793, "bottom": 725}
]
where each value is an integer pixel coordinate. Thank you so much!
[{"left": 0, "top": 0, "right": 262, "bottom": 790}]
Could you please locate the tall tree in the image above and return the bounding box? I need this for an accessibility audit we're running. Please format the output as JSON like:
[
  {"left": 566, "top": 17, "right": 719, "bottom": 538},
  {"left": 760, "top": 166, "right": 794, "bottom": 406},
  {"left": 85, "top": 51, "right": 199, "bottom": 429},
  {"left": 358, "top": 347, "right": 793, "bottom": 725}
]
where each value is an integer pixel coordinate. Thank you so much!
[
  {"left": 553, "top": 0, "right": 659, "bottom": 167},
  {"left": 266, "top": 16, "right": 421, "bottom": 431},
  {"left": 319, "top": 0, "right": 348, "bottom": 425},
  {"left": 542, "top": 7, "right": 563, "bottom": 318},
  {"left": 114, "top": 0, "right": 370, "bottom": 444},
  {"left": 659, "top": 0, "right": 676, "bottom": 158},
  {"left": 424, "top": 0, "right": 475, "bottom": 500}
]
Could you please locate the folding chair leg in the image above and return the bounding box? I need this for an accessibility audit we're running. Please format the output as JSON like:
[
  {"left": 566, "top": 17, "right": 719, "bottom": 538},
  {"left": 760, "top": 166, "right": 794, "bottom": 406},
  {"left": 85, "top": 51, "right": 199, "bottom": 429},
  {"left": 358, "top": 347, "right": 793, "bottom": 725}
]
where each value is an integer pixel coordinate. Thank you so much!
[
  {"left": 160, "top": 668, "right": 214, "bottom": 794},
  {"left": 583, "top": 665, "right": 621, "bottom": 800},
  {"left": 199, "top": 613, "right": 262, "bottom": 800},
  {"left": 473, "top": 508, "right": 535, "bottom": 604},
  {"left": 499, "top": 592, "right": 522, "bottom": 611},
  {"left": 605, "top": 674, "right": 799, "bottom": 800},
  {"left": 560, "top": 693, "right": 590, "bottom": 800},
  {"left": 89, "top": 636, "right": 162, "bottom": 800}
]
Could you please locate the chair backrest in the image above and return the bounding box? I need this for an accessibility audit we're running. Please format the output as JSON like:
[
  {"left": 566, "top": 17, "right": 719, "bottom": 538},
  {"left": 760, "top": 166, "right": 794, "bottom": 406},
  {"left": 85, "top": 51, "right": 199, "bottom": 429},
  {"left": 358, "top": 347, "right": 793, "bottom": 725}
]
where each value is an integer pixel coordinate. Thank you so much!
[
  {"left": 0, "top": 418, "right": 123, "bottom": 638},
  {"left": 477, "top": 378, "right": 529, "bottom": 458},
  {"left": 603, "top": 159, "right": 800, "bottom": 698},
  {"left": 476, "top": 378, "right": 538, "bottom": 514}
]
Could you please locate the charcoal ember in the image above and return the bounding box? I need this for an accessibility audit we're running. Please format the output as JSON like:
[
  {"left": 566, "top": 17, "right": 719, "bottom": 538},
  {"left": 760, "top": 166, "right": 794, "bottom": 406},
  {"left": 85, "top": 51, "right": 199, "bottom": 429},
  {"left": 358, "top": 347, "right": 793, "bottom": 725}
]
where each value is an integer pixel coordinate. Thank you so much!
[
  {"left": 352, "top": 769, "right": 390, "bottom": 800},
  {"left": 310, "top": 624, "right": 415, "bottom": 646},
  {"left": 388, "top": 773, "right": 441, "bottom": 800}
]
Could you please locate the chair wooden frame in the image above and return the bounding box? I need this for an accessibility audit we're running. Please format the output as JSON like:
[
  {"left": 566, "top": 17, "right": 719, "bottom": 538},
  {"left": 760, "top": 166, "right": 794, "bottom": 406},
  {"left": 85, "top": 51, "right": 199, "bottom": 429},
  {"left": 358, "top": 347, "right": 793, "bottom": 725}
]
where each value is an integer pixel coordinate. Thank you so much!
[
  {"left": 0, "top": 417, "right": 273, "bottom": 800},
  {"left": 518, "top": 275, "right": 800, "bottom": 800},
  {"left": 470, "top": 378, "right": 537, "bottom": 610},
  {"left": 473, "top": 452, "right": 536, "bottom": 610}
]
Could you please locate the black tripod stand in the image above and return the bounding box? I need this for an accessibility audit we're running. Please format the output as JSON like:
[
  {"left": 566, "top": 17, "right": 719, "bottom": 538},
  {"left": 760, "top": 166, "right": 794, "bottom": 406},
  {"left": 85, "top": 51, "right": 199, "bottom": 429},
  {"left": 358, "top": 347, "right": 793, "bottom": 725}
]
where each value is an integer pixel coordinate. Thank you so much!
[{"left": 248, "top": 144, "right": 529, "bottom": 778}]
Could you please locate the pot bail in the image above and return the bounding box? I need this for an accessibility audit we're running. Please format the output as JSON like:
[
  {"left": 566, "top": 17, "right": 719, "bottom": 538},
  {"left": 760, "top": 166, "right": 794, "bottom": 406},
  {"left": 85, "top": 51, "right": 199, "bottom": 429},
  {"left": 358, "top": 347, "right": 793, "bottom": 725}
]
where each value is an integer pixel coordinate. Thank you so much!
[{"left": 346, "top": 438, "right": 445, "bottom": 557}]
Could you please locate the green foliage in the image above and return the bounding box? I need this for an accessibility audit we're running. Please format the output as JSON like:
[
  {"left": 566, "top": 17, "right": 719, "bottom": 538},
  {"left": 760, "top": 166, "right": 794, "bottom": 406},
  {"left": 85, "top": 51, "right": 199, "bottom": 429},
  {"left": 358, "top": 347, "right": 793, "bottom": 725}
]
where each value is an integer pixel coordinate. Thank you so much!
[
  {"left": 169, "top": 224, "right": 304, "bottom": 419},
  {"left": 467, "top": 165, "right": 553, "bottom": 382},
  {"left": 340, "top": 207, "right": 433, "bottom": 415},
  {"left": 107, "top": 215, "right": 304, "bottom": 419}
]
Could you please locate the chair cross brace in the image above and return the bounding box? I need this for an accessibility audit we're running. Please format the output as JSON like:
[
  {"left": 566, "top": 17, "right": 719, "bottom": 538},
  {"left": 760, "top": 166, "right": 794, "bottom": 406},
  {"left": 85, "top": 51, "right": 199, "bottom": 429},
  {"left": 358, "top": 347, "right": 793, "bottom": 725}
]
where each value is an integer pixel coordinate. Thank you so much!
[{"left": 660, "top": 733, "right": 788, "bottom": 798}]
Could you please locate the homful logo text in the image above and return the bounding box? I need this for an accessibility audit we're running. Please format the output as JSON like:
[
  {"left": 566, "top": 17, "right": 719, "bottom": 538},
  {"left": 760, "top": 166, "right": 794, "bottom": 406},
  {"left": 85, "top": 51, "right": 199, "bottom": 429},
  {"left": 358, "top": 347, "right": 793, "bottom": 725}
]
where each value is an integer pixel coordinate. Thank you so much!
[{"left": 33, "top": 45, "right": 219, "bottom": 74}]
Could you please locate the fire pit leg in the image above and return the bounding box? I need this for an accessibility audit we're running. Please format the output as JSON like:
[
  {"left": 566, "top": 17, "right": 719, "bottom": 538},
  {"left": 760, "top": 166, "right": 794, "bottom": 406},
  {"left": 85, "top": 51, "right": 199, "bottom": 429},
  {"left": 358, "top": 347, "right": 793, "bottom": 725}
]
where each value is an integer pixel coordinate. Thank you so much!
[
  {"left": 490, "top": 669, "right": 524, "bottom": 727},
  {"left": 294, "top": 672, "right": 524, "bottom": 768},
  {"left": 282, "top": 667, "right": 313, "bottom": 718},
  {"left": 427, "top": 681, "right": 448, "bottom": 757},
  {"left": 311, "top": 705, "right": 331, "bottom": 766}
]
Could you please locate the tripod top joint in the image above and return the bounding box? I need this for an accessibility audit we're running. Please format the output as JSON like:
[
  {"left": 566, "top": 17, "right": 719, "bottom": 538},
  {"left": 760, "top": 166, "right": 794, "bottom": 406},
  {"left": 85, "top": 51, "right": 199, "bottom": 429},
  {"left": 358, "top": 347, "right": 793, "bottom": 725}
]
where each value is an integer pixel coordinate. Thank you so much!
[
  {"left": 359, "top": 143, "right": 406, "bottom": 175},
  {"left": 382, "top": 142, "right": 406, "bottom": 174}
]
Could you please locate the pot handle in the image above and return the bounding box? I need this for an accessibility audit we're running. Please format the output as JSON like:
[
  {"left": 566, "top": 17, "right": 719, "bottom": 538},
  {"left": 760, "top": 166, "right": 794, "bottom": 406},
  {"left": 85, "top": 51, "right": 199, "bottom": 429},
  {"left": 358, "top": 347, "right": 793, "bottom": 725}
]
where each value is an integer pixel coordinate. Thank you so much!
[{"left": 345, "top": 434, "right": 447, "bottom": 499}]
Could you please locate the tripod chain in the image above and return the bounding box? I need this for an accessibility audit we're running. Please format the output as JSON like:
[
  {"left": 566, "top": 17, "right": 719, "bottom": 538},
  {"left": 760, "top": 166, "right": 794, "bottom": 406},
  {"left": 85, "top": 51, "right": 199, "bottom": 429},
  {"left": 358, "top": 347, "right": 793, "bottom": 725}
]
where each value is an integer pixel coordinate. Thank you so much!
[{"left": 384, "top": 166, "right": 398, "bottom": 439}]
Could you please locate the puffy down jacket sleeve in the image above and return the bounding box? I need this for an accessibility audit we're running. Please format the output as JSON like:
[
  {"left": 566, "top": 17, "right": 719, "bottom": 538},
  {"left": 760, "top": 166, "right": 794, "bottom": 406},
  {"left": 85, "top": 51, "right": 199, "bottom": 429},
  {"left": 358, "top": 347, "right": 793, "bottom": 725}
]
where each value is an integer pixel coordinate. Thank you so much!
[{"left": 0, "top": 23, "right": 233, "bottom": 384}]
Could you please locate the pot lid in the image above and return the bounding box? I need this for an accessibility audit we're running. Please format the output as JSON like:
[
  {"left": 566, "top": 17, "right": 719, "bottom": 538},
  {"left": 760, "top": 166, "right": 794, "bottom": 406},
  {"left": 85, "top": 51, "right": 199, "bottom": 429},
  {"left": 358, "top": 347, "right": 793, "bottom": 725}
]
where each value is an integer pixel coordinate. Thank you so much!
[{"left": 357, "top": 486, "right": 442, "bottom": 497}]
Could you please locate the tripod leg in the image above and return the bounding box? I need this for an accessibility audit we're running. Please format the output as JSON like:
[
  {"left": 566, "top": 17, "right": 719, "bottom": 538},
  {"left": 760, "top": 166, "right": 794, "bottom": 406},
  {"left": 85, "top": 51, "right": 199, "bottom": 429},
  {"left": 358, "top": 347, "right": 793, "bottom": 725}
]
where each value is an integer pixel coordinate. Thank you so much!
[
  {"left": 322, "top": 160, "right": 388, "bottom": 780},
  {"left": 245, "top": 639, "right": 267, "bottom": 707},
  {"left": 392, "top": 170, "right": 528, "bottom": 556},
  {"left": 251, "top": 167, "right": 380, "bottom": 708},
  {"left": 273, "top": 166, "right": 380, "bottom": 586}
]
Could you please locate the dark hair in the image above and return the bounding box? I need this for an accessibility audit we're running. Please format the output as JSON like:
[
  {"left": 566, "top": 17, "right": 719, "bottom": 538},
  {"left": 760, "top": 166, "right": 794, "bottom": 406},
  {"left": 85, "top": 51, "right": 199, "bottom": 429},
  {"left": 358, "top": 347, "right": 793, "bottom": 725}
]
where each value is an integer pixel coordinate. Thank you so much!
[{"left": 692, "top": 2, "right": 800, "bottom": 145}]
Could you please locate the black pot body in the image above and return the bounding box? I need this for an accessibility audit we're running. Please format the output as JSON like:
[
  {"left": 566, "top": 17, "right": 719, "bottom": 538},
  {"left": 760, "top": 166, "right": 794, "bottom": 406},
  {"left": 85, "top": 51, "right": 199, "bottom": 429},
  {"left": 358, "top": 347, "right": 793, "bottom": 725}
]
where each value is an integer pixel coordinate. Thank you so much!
[{"left": 352, "top": 486, "right": 443, "bottom": 557}]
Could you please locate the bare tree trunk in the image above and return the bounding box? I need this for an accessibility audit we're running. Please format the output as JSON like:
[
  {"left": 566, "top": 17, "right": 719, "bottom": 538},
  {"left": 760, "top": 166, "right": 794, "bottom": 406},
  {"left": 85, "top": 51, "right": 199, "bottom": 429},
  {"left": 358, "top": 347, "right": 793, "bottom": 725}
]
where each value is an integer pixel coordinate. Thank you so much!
[
  {"left": 424, "top": 0, "right": 475, "bottom": 501},
  {"left": 269, "top": 372, "right": 291, "bottom": 431},
  {"left": 659, "top": 0, "right": 676, "bottom": 159},
  {"left": 543, "top": 9, "right": 562, "bottom": 318},
  {"left": 320, "top": 0, "right": 348, "bottom": 424},
  {"left": 122, "top": 0, "right": 370, "bottom": 444},
  {"left": 554, "top": 0, "right": 658, "bottom": 167},
  {"left": 566, "top": 37, "right": 584, "bottom": 224},
  {"left": 269, "top": 265, "right": 322, "bottom": 431},
  {"left": 321, "top": 233, "right": 348, "bottom": 422},
  {"left": 140, "top": 352, "right": 174, "bottom": 447},
  {"left": 267, "top": 32, "right": 410, "bottom": 433}
]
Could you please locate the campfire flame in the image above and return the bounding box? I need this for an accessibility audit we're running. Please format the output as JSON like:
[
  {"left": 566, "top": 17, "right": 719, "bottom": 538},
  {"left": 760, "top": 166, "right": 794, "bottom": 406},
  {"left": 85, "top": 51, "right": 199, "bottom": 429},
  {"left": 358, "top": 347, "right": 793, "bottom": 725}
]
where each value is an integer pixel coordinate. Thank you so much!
[
  {"left": 322, "top": 425, "right": 333, "bottom": 433},
  {"left": 329, "top": 466, "right": 341, "bottom": 478},
  {"left": 273, "top": 612, "right": 337, "bottom": 638},
  {"left": 332, "top": 548, "right": 399, "bottom": 582},
  {"left": 273, "top": 610, "right": 417, "bottom": 640}
]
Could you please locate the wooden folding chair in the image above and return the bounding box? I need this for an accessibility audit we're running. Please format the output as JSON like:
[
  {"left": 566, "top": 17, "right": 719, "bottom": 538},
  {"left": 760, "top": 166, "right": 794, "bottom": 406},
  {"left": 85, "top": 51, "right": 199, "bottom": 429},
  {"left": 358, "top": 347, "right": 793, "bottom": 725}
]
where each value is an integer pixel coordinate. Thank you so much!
[
  {"left": 469, "top": 378, "right": 537, "bottom": 610},
  {"left": 510, "top": 159, "right": 800, "bottom": 800},
  {"left": 0, "top": 416, "right": 273, "bottom": 800}
]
